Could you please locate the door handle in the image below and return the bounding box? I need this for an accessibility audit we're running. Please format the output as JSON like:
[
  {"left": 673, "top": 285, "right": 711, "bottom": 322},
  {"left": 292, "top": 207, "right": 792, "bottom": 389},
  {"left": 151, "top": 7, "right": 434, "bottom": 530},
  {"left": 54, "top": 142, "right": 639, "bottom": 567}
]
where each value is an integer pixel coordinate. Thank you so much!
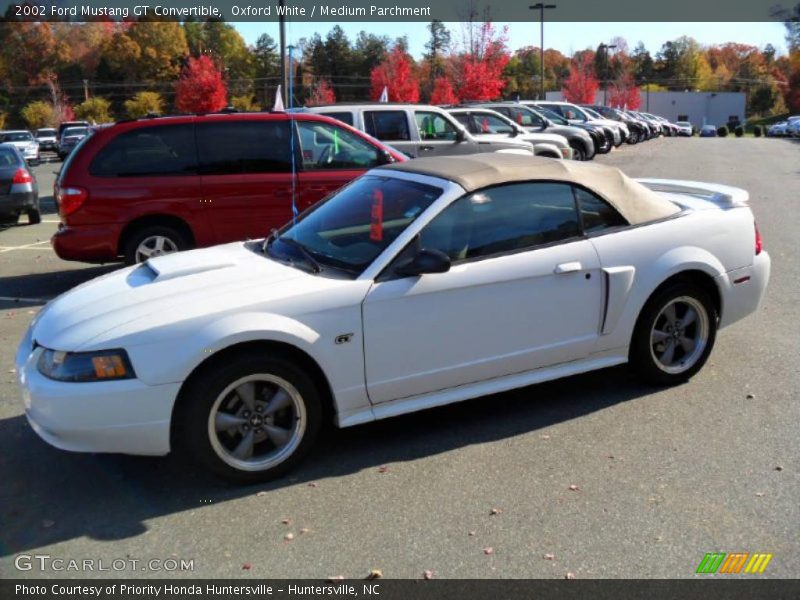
[
  {"left": 554, "top": 261, "right": 582, "bottom": 274},
  {"left": 419, "top": 145, "right": 435, "bottom": 151}
]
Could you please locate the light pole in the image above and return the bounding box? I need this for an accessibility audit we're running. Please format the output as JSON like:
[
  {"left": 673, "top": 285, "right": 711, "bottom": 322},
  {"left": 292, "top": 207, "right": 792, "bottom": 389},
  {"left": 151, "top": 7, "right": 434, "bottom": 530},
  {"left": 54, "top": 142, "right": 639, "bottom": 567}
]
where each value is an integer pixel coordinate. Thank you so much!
[
  {"left": 529, "top": 3, "right": 556, "bottom": 100},
  {"left": 279, "top": 0, "right": 287, "bottom": 104},
  {"left": 287, "top": 45, "right": 295, "bottom": 110},
  {"left": 599, "top": 43, "right": 617, "bottom": 106}
]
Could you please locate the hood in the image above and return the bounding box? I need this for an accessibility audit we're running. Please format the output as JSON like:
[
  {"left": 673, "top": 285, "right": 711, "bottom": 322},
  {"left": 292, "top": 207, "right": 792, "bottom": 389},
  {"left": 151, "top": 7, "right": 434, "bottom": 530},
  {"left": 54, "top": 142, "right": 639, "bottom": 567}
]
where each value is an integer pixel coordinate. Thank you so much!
[
  {"left": 5, "top": 140, "right": 35, "bottom": 148},
  {"left": 474, "top": 132, "right": 566, "bottom": 148},
  {"left": 32, "top": 242, "right": 312, "bottom": 351}
]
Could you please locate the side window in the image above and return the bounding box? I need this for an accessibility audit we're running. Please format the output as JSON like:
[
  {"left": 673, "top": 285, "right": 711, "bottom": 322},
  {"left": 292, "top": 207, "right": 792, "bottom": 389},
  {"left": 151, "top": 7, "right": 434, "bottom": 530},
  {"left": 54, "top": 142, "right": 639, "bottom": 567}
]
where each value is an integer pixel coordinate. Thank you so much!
[
  {"left": 296, "top": 120, "right": 379, "bottom": 170},
  {"left": 364, "top": 111, "right": 411, "bottom": 141},
  {"left": 90, "top": 124, "right": 197, "bottom": 177},
  {"left": 573, "top": 186, "right": 628, "bottom": 232},
  {"left": 451, "top": 113, "right": 474, "bottom": 132},
  {"left": 419, "top": 182, "right": 580, "bottom": 262},
  {"left": 414, "top": 111, "right": 459, "bottom": 141},
  {"left": 197, "top": 121, "right": 292, "bottom": 175},
  {"left": 321, "top": 112, "right": 354, "bottom": 126},
  {"left": 474, "top": 113, "right": 514, "bottom": 134}
]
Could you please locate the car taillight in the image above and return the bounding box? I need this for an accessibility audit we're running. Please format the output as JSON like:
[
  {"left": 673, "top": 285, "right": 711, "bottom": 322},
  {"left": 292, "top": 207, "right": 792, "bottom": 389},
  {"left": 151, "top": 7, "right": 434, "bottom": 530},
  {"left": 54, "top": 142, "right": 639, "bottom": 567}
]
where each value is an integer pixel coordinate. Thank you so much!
[
  {"left": 754, "top": 222, "right": 763, "bottom": 255},
  {"left": 12, "top": 168, "right": 33, "bottom": 184},
  {"left": 57, "top": 186, "right": 88, "bottom": 216}
]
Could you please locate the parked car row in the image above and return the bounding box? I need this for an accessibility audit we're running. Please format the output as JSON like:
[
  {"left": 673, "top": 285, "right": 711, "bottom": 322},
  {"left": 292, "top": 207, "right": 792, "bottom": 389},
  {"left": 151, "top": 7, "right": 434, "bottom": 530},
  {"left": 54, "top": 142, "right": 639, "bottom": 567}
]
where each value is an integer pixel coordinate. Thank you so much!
[
  {"left": 766, "top": 116, "right": 800, "bottom": 137},
  {"left": 0, "top": 120, "right": 91, "bottom": 165}
]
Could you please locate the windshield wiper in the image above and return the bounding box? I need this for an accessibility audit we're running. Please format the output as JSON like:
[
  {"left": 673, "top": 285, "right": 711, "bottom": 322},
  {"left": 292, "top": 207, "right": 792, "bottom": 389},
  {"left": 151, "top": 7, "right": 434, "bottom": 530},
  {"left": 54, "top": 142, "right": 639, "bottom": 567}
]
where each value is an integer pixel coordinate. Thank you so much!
[
  {"left": 278, "top": 237, "right": 321, "bottom": 274},
  {"left": 262, "top": 228, "right": 279, "bottom": 253}
]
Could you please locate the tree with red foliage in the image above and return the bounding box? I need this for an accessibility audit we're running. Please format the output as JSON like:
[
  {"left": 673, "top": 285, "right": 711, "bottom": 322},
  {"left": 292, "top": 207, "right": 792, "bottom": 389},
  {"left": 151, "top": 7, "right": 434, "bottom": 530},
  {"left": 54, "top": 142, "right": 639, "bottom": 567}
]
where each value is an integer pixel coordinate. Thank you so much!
[
  {"left": 306, "top": 78, "right": 336, "bottom": 106},
  {"left": 175, "top": 55, "right": 227, "bottom": 114},
  {"left": 562, "top": 52, "right": 599, "bottom": 104},
  {"left": 370, "top": 46, "right": 420, "bottom": 102},
  {"left": 451, "top": 22, "right": 510, "bottom": 101},
  {"left": 608, "top": 73, "right": 641, "bottom": 109},
  {"left": 429, "top": 76, "right": 458, "bottom": 104}
]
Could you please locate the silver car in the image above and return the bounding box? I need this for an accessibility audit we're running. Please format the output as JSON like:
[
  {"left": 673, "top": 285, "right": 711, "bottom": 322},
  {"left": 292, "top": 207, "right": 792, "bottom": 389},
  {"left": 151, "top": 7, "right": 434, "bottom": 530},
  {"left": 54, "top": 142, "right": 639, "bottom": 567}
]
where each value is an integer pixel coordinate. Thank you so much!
[{"left": 0, "top": 130, "right": 40, "bottom": 165}]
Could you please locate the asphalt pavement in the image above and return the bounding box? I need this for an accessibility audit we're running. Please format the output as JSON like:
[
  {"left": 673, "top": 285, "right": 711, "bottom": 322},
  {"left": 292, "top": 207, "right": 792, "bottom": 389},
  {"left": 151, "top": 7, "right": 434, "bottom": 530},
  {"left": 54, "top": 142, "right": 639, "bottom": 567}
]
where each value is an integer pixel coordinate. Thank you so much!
[{"left": 0, "top": 137, "right": 797, "bottom": 579}]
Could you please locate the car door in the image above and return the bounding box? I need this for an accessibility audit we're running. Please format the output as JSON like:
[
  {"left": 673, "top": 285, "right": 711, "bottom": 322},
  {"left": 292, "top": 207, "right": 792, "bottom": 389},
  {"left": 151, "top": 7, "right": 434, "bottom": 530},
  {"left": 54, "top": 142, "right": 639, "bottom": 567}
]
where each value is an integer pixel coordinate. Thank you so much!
[
  {"left": 362, "top": 182, "right": 603, "bottom": 405},
  {"left": 295, "top": 118, "right": 382, "bottom": 214},
  {"left": 363, "top": 109, "right": 418, "bottom": 157},
  {"left": 413, "top": 110, "right": 475, "bottom": 157},
  {"left": 197, "top": 118, "right": 295, "bottom": 242}
]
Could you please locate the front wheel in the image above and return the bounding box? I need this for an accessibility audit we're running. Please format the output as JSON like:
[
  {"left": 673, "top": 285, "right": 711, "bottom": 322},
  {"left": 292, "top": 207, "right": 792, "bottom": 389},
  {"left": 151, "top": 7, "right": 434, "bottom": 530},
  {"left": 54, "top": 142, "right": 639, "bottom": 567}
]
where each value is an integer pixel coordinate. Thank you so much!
[
  {"left": 569, "top": 143, "right": 587, "bottom": 161},
  {"left": 174, "top": 354, "right": 323, "bottom": 483},
  {"left": 629, "top": 284, "right": 718, "bottom": 385}
]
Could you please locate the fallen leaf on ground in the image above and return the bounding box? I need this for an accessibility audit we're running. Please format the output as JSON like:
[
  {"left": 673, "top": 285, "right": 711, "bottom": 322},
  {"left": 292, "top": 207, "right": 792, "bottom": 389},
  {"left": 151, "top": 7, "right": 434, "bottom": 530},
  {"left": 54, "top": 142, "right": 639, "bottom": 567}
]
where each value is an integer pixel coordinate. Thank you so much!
[
  {"left": 256, "top": 491, "right": 268, "bottom": 497},
  {"left": 468, "top": 531, "right": 476, "bottom": 536},
  {"left": 281, "top": 518, "right": 291, "bottom": 525},
  {"left": 308, "top": 482, "right": 318, "bottom": 488},
  {"left": 775, "top": 466, "right": 784, "bottom": 471},
  {"left": 366, "top": 569, "right": 382, "bottom": 580},
  {"left": 377, "top": 465, "right": 388, "bottom": 473},
  {"left": 565, "top": 572, "right": 576, "bottom": 579},
  {"left": 489, "top": 508, "right": 502, "bottom": 515},
  {"left": 544, "top": 553, "right": 555, "bottom": 560},
  {"left": 299, "top": 528, "right": 310, "bottom": 534},
  {"left": 284, "top": 533, "right": 294, "bottom": 541},
  {"left": 327, "top": 576, "right": 344, "bottom": 582},
  {"left": 242, "top": 563, "right": 252, "bottom": 570},
  {"left": 423, "top": 570, "right": 434, "bottom": 579},
  {"left": 568, "top": 484, "right": 580, "bottom": 491},
  {"left": 755, "top": 492, "right": 765, "bottom": 497},
  {"left": 746, "top": 393, "right": 755, "bottom": 399},
  {"left": 483, "top": 547, "right": 494, "bottom": 555}
]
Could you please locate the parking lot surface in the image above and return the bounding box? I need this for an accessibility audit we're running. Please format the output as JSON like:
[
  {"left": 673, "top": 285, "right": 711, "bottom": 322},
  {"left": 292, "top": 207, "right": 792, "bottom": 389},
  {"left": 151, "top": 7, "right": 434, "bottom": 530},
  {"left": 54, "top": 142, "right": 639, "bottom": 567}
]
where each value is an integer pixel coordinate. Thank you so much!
[{"left": 0, "top": 138, "right": 797, "bottom": 579}]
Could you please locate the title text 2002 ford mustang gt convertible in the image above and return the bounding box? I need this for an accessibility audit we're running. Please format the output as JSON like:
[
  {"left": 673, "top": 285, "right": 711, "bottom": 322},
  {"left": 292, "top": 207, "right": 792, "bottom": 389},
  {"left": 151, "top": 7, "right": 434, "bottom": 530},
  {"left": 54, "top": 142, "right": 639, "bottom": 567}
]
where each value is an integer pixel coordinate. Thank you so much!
[{"left": 17, "top": 154, "right": 770, "bottom": 482}]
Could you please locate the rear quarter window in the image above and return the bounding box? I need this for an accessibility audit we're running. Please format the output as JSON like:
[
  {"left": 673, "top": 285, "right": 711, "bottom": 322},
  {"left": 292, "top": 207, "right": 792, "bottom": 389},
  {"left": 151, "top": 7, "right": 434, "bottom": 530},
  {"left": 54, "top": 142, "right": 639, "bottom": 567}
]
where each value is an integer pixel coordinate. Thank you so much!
[
  {"left": 364, "top": 111, "right": 411, "bottom": 141},
  {"left": 320, "top": 112, "right": 354, "bottom": 126},
  {"left": 197, "top": 120, "right": 292, "bottom": 175},
  {"left": 90, "top": 124, "right": 197, "bottom": 177}
]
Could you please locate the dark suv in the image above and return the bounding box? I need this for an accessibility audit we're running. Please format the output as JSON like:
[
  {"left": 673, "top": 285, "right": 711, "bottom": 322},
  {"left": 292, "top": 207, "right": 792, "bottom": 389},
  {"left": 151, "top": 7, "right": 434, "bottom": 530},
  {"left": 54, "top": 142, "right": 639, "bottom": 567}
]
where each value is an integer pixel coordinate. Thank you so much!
[{"left": 52, "top": 112, "right": 403, "bottom": 264}]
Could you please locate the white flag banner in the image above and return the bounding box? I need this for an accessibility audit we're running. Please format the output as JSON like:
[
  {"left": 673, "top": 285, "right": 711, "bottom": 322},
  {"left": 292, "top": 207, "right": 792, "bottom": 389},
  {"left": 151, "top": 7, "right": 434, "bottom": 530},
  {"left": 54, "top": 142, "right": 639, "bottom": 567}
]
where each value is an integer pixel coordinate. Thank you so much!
[
  {"left": 379, "top": 86, "right": 389, "bottom": 103},
  {"left": 272, "top": 85, "right": 285, "bottom": 112}
]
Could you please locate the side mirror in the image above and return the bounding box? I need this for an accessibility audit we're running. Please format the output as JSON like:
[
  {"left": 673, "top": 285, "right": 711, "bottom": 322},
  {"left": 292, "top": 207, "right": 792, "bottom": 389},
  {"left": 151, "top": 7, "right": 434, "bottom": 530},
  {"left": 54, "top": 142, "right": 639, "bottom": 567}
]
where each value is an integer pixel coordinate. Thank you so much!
[
  {"left": 394, "top": 248, "right": 451, "bottom": 277},
  {"left": 377, "top": 149, "right": 395, "bottom": 165},
  {"left": 455, "top": 129, "right": 466, "bottom": 142},
  {"left": 509, "top": 128, "right": 519, "bottom": 137}
]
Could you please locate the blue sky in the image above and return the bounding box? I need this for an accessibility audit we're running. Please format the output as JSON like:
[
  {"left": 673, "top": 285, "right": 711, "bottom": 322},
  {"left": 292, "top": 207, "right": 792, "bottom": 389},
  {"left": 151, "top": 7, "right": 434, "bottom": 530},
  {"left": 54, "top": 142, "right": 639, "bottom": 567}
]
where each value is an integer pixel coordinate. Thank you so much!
[{"left": 234, "top": 21, "right": 787, "bottom": 57}]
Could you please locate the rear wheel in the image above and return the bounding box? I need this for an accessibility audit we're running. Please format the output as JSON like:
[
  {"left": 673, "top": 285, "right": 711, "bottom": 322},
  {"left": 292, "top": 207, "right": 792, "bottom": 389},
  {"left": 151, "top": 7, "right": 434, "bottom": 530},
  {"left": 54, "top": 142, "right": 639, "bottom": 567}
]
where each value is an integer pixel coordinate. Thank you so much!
[
  {"left": 27, "top": 202, "right": 41, "bottom": 225},
  {"left": 174, "top": 354, "right": 323, "bottom": 483},
  {"left": 0, "top": 213, "right": 19, "bottom": 225},
  {"left": 123, "top": 224, "right": 189, "bottom": 265},
  {"left": 569, "top": 142, "right": 587, "bottom": 161},
  {"left": 630, "top": 283, "right": 717, "bottom": 385}
]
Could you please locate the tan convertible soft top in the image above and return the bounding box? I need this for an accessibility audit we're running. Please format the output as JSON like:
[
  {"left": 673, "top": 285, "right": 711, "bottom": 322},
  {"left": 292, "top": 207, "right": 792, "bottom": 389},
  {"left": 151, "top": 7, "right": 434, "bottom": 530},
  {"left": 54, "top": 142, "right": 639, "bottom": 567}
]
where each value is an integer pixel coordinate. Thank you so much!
[{"left": 380, "top": 153, "right": 680, "bottom": 225}]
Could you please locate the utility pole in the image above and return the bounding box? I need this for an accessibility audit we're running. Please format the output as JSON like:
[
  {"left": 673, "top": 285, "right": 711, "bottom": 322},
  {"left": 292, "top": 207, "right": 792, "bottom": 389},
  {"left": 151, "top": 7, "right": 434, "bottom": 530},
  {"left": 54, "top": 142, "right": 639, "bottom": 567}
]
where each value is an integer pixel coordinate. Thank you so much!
[
  {"left": 529, "top": 4, "right": 556, "bottom": 100},
  {"left": 279, "top": 0, "right": 287, "bottom": 105},
  {"left": 82, "top": 79, "right": 89, "bottom": 102},
  {"left": 599, "top": 43, "right": 617, "bottom": 106}
]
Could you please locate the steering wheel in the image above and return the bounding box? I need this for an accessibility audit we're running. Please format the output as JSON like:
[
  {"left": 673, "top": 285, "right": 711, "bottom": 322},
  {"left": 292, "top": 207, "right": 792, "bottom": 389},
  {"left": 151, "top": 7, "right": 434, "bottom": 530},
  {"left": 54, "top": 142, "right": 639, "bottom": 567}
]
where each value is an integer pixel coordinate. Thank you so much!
[{"left": 317, "top": 144, "right": 332, "bottom": 167}]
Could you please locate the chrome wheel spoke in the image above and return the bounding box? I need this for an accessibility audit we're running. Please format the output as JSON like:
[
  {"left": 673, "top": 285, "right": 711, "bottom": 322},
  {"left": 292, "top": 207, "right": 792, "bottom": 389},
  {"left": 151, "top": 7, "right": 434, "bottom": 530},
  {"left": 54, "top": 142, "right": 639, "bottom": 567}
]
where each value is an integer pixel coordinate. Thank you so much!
[
  {"left": 662, "top": 303, "right": 677, "bottom": 326},
  {"left": 681, "top": 307, "right": 697, "bottom": 327},
  {"left": 264, "top": 389, "right": 292, "bottom": 415},
  {"left": 660, "top": 339, "right": 676, "bottom": 365},
  {"left": 236, "top": 382, "right": 257, "bottom": 411},
  {"left": 154, "top": 237, "right": 165, "bottom": 252},
  {"left": 651, "top": 329, "right": 669, "bottom": 344},
  {"left": 265, "top": 424, "right": 291, "bottom": 447},
  {"left": 679, "top": 335, "right": 696, "bottom": 354},
  {"left": 232, "top": 430, "right": 255, "bottom": 459},
  {"left": 215, "top": 412, "right": 246, "bottom": 432}
]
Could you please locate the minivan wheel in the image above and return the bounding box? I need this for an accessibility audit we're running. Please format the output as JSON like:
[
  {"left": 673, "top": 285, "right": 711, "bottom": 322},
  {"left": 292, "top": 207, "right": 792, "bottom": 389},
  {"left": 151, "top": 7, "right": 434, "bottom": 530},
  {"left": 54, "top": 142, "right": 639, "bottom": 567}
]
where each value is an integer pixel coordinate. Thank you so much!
[
  {"left": 629, "top": 283, "right": 717, "bottom": 386},
  {"left": 123, "top": 225, "right": 188, "bottom": 264},
  {"left": 175, "top": 354, "right": 323, "bottom": 483}
]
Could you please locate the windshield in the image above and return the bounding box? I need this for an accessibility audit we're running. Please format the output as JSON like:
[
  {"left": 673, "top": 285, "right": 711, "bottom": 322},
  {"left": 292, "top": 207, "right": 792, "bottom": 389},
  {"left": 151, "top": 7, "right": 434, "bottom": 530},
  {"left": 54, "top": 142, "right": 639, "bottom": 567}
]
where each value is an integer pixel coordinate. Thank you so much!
[
  {"left": 2, "top": 132, "right": 33, "bottom": 142},
  {"left": 63, "top": 127, "right": 88, "bottom": 138},
  {"left": 36, "top": 129, "right": 56, "bottom": 136},
  {"left": 266, "top": 175, "right": 442, "bottom": 276}
]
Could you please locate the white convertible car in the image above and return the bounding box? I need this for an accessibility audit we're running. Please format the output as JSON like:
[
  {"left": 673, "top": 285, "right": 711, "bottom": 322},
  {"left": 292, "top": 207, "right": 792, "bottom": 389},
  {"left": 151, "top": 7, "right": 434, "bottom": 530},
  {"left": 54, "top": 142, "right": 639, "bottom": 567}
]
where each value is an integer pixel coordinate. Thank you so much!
[{"left": 17, "top": 154, "right": 770, "bottom": 481}]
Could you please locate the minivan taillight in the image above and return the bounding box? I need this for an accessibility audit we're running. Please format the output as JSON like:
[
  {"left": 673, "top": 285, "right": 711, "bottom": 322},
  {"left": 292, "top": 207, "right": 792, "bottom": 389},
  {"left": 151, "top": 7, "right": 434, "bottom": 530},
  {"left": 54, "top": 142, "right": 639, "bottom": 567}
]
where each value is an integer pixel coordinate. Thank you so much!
[
  {"left": 58, "top": 186, "right": 88, "bottom": 217},
  {"left": 12, "top": 168, "right": 33, "bottom": 185},
  {"left": 754, "top": 222, "right": 763, "bottom": 255}
]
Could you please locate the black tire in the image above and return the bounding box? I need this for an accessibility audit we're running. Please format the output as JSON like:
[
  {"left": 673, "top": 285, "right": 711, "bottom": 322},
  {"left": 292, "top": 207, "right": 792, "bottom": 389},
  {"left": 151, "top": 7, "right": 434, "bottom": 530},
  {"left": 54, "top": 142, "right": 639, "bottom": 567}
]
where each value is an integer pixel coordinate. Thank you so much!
[
  {"left": 629, "top": 283, "right": 718, "bottom": 386},
  {"left": 0, "top": 213, "right": 19, "bottom": 225},
  {"left": 122, "top": 224, "right": 189, "bottom": 265},
  {"left": 626, "top": 131, "right": 639, "bottom": 144},
  {"left": 596, "top": 142, "right": 611, "bottom": 154},
  {"left": 569, "top": 142, "right": 587, "bottom": 161},
  {"left": 27, "top": 206, "right": 41, "bottom": 225},
  {"left": 174, "top": 353, "right": 324, "bottom": 483}
]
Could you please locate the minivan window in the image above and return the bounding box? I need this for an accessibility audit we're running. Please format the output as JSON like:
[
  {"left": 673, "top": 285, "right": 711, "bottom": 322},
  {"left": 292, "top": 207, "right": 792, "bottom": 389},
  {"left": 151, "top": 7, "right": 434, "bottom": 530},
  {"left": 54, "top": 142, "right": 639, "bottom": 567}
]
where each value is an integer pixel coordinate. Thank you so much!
[
  {"left": 90, "top": 124, "right": 197, "bottom": 177},
  {"left": 321, "top": 112, "right": 354, "bottom": 126},
  {"left": 296, "top": 120, "right": 380, "bottom": 170},
  {"left": 197, "top": 121, "right": 292, "bottom": 175},
  {"left": 364, "top": 111, "right": 411, "bottom": 141}
]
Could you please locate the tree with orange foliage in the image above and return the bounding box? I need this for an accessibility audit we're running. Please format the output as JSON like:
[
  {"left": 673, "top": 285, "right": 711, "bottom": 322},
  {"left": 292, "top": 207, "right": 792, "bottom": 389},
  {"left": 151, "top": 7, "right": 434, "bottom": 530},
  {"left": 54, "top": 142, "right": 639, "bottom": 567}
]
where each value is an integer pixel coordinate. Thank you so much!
[
  {"left": 306, "top": 78, "right": 336, "bottom": 106},
  {"left": 451, "top": 22, "right": 510, "bottom": 101},
  {"left": 430, "top": 76, "right": 458, "bottom": 104},
  {"left": 175, "top": 55, "right": 227, "bottom": 114},
  {"left": 562, "top": 52, "right": 599, "bottom": 104},
  {"left": 370, "top": 46, "right": 419, "bottom": 102}
]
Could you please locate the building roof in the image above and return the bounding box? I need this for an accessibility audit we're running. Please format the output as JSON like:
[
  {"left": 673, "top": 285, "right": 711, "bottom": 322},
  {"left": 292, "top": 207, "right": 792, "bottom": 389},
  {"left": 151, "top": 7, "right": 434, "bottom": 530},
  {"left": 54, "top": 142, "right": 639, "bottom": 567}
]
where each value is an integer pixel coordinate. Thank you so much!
[{"left": 379, "top": 153, "right": 681, "bottom": 225}]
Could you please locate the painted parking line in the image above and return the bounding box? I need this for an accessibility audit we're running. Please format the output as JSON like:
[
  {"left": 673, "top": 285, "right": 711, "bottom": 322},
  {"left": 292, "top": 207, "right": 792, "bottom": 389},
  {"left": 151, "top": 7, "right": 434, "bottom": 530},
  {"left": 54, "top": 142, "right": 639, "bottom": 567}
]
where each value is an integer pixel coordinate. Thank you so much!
[{"left": 0, "top": 241, "right": 52, "bottom": 253}]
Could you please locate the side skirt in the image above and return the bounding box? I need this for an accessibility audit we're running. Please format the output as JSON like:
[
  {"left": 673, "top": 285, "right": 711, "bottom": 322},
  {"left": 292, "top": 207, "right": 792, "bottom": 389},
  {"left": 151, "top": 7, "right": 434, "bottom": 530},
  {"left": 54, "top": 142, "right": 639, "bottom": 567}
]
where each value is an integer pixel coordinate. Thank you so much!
[{"left": 336, "top": 349, "right": 628, "bottom": 428}]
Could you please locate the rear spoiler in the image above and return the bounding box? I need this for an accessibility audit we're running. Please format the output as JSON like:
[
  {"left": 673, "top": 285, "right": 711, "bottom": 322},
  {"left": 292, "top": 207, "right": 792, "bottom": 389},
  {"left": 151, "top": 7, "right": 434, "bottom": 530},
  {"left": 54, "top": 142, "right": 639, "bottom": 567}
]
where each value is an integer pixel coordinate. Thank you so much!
[{"left": 636, "top": 178, "right": 749, "bottom": 208}]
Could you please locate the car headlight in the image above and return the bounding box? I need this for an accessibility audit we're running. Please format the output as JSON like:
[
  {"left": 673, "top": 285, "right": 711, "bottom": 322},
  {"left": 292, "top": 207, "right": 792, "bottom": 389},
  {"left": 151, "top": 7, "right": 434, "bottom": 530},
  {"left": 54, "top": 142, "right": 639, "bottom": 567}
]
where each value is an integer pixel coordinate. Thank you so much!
[{"left": 37, "top": 348, "right": 136, "bottom": 382}]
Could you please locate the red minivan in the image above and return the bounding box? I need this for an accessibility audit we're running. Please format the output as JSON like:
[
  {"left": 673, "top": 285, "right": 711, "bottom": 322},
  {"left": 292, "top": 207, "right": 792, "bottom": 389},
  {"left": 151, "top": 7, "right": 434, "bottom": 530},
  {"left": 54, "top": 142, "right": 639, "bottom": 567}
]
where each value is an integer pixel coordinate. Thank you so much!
[{"left": 53, "top": 112, "right": 405, "bottom": 264}]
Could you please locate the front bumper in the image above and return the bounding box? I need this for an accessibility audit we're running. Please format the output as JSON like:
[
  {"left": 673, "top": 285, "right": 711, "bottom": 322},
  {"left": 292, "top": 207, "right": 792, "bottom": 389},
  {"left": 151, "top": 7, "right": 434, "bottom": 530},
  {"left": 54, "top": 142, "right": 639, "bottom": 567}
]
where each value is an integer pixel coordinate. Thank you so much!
[{"left": 16, "top": 328, "right": 180, "bottom": 456}]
